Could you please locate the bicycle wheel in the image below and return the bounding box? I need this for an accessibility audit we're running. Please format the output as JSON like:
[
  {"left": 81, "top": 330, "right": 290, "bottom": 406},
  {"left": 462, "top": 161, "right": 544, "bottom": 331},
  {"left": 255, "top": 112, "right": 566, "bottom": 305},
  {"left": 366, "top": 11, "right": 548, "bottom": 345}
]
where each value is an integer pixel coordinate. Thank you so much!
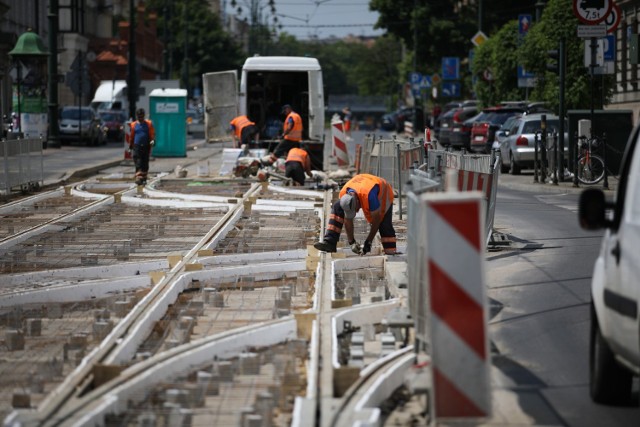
[{"left": 577, "top": 154, "right": 605, "bottom": 185}]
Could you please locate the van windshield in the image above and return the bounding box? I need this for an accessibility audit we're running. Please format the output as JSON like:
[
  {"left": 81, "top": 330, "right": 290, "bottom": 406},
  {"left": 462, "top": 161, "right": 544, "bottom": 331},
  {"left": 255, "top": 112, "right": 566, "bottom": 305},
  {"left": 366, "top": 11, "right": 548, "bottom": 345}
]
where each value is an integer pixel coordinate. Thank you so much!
[{"left": 62, "top": 109, "right": 92, "bottom": 120}]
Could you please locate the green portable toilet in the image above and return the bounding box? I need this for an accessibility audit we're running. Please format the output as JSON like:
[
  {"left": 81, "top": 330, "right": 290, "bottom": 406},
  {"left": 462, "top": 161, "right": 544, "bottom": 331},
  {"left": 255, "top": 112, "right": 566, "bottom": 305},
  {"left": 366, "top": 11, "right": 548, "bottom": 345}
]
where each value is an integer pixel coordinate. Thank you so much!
[{"left": 149, "top": 88, "right": 187, "bottom": 157}]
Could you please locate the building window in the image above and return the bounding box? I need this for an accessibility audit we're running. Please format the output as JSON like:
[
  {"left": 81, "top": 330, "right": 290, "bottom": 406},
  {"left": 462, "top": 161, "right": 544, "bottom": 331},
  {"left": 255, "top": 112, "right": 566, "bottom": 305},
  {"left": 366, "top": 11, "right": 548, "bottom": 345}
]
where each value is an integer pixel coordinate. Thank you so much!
[{"left": 59, "top": 0, "right": 85, "bottom": 34}]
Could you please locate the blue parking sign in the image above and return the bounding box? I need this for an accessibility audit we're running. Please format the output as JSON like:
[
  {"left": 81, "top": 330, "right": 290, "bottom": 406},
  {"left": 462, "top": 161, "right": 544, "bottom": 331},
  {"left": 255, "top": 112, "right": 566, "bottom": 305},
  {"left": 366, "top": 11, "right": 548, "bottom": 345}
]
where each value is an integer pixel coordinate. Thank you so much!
[
  {"left": 410, "top": 72, "right": 422, "bottom": 84},
  {"left": 442, "top": 82, "right": 460, "bottom": 97},
  {"left": 442, "top": 57, "right": 460, "bottom": 80}
]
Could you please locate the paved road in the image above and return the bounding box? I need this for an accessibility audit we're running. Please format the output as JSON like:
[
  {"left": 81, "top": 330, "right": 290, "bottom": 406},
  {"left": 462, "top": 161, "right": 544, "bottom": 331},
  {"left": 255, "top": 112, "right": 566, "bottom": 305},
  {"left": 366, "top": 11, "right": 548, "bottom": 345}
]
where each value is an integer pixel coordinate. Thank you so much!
[{"left": 487, "top": 187, "right": 639, "bottom": 426}]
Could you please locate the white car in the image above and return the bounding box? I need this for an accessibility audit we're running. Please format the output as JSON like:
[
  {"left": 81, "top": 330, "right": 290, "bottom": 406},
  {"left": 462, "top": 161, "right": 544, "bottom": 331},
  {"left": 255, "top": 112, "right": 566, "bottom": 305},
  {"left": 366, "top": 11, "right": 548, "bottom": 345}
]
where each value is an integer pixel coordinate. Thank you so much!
[{"left": 579, "top": 124, "right": 640, "bottom": 404}]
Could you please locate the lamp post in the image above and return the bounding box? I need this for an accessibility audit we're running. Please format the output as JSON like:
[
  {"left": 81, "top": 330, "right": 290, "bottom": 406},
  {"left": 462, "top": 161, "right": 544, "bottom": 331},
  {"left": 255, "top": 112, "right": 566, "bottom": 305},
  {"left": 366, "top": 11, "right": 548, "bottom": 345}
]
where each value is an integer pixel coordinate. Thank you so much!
[
  {"left": 48, "top": 0, "right": 60, "bottom": 148},
  {"left": 8, "top": 29, "right": 49, "bottom": 140}
]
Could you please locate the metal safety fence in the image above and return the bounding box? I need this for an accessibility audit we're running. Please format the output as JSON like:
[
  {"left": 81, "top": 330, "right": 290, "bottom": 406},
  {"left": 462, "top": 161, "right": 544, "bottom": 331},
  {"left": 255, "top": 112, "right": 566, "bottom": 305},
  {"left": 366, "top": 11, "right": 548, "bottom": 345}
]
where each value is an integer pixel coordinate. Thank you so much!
[
  {"left": 360, "top": 135, "right": 424, "bottom": 191},
  {"left": 0, "top": 138, "right": 44, "bottom": 195}
]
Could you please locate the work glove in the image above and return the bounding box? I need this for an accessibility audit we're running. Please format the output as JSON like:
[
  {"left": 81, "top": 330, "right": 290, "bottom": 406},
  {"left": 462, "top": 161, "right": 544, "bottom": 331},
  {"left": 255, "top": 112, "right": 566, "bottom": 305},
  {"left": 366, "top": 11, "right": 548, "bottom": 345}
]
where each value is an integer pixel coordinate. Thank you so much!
[
  {"left": 362, "top": 240, "right": 372, "bottom": 255},
  {"left": 349, "top": 240, "right": 361, "bottom": 254},
  {"left": 150, "top": 140, "right": 155, "bottom": 147}
]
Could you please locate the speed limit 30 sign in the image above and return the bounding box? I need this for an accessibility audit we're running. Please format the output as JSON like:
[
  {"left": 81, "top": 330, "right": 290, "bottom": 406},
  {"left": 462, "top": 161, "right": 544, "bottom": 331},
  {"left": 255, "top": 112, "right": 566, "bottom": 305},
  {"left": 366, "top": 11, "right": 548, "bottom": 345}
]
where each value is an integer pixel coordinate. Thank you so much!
[{"left": 573, "top": 0, "right": 613, "bottom": 25}]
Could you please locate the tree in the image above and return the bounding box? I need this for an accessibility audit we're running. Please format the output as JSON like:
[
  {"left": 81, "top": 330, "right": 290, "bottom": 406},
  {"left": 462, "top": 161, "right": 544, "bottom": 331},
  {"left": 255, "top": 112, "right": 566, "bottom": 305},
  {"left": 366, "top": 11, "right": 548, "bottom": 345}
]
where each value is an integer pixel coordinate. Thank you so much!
[
  {"left": 520, "top": 0, "right": 614, "bottom": 113},
  {"left": 146, "top": 0, "right": 245, "bottom": 95},
  {"left": 472, "top": 20, "right": 527, "bottom": 107}
]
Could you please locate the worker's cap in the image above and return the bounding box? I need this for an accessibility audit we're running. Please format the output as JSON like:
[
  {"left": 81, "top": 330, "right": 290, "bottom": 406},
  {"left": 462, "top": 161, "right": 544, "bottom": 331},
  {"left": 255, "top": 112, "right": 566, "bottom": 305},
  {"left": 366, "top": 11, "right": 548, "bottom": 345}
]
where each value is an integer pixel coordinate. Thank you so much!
[
  {"left": 281, "top": 104, "right": 292, "bottom": 113},
  {"left": 339, "top": 193, "right": 358, "bottom": 219}
]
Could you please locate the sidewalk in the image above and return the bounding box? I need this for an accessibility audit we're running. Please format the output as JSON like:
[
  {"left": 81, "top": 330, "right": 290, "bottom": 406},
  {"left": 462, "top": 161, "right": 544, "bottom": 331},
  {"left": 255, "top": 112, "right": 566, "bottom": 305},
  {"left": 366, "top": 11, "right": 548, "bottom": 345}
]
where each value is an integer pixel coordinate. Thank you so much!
[{"left": 497, "top": 169, "right": 619, "bottom": 196}]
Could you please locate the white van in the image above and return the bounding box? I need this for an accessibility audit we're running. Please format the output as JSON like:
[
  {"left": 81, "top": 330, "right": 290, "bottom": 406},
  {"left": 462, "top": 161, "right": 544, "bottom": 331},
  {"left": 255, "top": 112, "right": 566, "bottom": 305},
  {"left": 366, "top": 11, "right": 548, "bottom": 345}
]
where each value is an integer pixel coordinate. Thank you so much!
[
  {"left": 202, "top": 56, "right": 326, "bottom": 168},
  {"left": 579, "top": 125, "right": 640, "bottom": 405},
  {"left": 91, "top": 80, "right": 180, "bottom": 118}
]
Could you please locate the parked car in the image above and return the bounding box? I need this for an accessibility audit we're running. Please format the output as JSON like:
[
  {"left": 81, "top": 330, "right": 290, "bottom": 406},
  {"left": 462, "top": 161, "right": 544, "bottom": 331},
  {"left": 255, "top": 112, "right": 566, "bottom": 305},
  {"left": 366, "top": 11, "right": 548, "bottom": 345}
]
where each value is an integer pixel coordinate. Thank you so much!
[
  {"left": 380, "top": 107, "right": 425, "bottom": 133},
  {"left": 434, "top": 100, "right": 478, "bottom": 139},
  {"left": 578, "top": 123, "right": 640, "bottom": 405},
  {"left": 497, "top": 114, "right": 568, "bottom": 175},
  {"left": 59, "top": 106, "right": 105, "bottom": 146},
  {"left": 436, "top": 108, "right": 456, "bottom": 146},
  {"left": 448, "top": 107, "right": 480, "bottom": 149},
  {"left": 493, "top": 115, "right": 522, "bottom": 149},
  {"left": 98, "top": 110, "right": 126, "bottom": 142},
  {"left": 470, "top": 106, "right": 525, "bottom": 153}
]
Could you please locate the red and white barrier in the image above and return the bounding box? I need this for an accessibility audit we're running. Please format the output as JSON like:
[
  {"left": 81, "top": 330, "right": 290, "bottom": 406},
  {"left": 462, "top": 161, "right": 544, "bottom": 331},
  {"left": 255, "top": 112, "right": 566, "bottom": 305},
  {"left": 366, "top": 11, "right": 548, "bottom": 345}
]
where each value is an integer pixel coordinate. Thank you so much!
[
  {"left": 424, "top": 192, "right": 491, "bottom": 420},
  {"left": 331, "top": 119, "right": 349, "bottom": 168},
  {"left": 123, "top": 120, "right": 132, "bottom": 161}
]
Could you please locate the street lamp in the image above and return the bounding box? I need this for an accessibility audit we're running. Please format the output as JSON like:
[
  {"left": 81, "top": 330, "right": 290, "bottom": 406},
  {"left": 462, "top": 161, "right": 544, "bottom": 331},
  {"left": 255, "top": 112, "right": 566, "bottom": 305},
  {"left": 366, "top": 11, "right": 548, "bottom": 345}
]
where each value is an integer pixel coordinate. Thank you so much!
[{"left": 8, "top": 29, "right": 49, "bottom": 139}]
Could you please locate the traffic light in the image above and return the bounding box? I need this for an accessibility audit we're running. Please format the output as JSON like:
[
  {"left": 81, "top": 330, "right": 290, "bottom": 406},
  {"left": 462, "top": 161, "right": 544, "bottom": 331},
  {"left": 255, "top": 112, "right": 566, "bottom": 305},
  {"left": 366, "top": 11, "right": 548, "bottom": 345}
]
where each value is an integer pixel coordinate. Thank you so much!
[{"left": 547, "top": 49, "right": 560, "bottom": 74}]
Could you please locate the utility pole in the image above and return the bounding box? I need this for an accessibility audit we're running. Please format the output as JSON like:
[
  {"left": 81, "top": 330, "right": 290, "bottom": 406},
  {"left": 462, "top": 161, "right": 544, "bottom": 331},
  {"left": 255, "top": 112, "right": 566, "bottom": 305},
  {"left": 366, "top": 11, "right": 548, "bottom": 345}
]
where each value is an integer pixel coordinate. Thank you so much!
[
  {"left": 183, "top": 3, "right": 190, "bottom": 98},
  {"left": 128, "top": 0, "right": 137, "bottom": 119},
  {"left": 47, "top": 0, "right": 60, "bottom": 148}
]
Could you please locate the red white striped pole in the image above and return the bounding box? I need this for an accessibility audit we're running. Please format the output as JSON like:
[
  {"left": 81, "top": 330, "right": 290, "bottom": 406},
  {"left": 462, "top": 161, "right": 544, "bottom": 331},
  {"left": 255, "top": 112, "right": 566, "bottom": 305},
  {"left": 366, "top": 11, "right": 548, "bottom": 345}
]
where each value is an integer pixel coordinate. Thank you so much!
[
  {"left": 331, "top": 118, "right": 349, "bottom": 168},
  {"left": 424, "top": 191, "right": 491, "bottom": 420}
]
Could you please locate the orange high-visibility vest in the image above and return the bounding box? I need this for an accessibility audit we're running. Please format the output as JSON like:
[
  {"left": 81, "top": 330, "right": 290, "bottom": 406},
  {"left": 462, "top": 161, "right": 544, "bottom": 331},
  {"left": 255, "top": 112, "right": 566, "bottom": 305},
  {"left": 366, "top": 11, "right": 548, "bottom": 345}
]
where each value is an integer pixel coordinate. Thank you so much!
[
  {"left": 284, "top": 111, "right": 303, "bottom": 142},
  {"left": 286, "top": 147, "right": 310, "bottom": 170},
  {"left": 339, "top": 174, "right": 394, "bottom": 223},
  {"left": 230, "top": 115, "right": 255, "bottom": 139}
]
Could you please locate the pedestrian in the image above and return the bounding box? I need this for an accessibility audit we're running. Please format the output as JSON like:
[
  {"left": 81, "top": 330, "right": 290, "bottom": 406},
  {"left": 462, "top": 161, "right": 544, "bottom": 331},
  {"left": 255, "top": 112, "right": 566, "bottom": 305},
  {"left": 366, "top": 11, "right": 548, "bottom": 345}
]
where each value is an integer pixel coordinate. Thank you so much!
[
  {"left": 229, "top": 115, "right": 259, "bottom": 148},
  {"left": 273, "top": 104, "right": 303, "bottom": 158},
  {"left": 342, "top": 106, "right": 352, "bottom": 139},
  {"left": 127, "top": 108, "right": 155, "bottom": 186},
  {"left": 314, "top": 173, "right": 396, "bottom": 255},
  {"left": 285, "top": 147, "right": 313, "bottom": 186}
]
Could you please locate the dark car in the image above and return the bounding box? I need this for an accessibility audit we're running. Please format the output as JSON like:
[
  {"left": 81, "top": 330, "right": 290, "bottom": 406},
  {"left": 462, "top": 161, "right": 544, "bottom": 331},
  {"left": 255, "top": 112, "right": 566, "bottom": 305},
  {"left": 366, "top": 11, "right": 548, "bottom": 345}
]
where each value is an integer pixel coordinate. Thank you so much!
[
  {"left": 98, "top": 110, "right": 126, "bottom": 142},
  {"left": 381, "top": 107, "right": 425, "bottom": 133},
  {"left": 447, "top": 107, "right": 480, "bottom": 149},
  {"left": 59, "top": 106, "right": 106, "bottom": 146},
  {"left": 469, "top": 106, "right": 525, "bottom": 153}
]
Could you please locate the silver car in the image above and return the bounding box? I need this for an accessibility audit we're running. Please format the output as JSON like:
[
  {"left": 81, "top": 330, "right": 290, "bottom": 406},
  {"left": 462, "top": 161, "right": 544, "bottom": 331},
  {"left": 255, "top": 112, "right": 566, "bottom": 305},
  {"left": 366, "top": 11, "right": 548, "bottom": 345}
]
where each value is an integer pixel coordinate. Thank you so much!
[
  {"left": 498, "top": 113, "right": 568, "bottom": 175},
  {"left": 59, "top": 106, "right": 105, "bottom": 146}
]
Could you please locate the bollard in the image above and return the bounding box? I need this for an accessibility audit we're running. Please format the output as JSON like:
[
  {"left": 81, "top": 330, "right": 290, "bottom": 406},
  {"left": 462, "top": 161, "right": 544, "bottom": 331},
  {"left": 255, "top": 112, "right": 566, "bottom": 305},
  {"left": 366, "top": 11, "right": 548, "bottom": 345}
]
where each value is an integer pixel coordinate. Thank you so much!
[
  {"left": 602, "top": 133, "right": 609, "bottom": 190},
  {"left": 552, "top": 131, "right": 559, "bottom": 185},
  {"left": 533, "top": 132, "right": 539, "bottom": 183}
]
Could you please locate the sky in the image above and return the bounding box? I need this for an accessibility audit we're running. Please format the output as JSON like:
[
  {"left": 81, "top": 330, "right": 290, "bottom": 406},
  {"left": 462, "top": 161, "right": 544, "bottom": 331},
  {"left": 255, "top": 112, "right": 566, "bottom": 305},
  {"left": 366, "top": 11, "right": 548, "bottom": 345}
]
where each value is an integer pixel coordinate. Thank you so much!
[{"left": 225, "top": 0, "right": 385, "bottom": 40}]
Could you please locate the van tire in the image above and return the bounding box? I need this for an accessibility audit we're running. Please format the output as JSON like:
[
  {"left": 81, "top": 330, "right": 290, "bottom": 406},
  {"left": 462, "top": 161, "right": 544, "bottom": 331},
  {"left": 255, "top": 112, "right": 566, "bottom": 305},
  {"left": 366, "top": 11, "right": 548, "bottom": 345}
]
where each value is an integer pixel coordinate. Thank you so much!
[{"left": 590, "top": 304, "right": 633, "bottom": 405}]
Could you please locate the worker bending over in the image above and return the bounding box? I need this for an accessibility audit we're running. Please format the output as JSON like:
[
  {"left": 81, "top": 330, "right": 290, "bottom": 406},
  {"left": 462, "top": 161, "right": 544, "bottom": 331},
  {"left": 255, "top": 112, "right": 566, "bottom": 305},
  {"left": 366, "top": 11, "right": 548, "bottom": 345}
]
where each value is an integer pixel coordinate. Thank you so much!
[
  {"left": 285, "top": 147, "right": 313, "bottom": 186},
  {"left": 229, "top": 115, "right": 259, "bottom": 148},
  {"left": 314, "top": 174, "right": 396, "bottom": 255}
]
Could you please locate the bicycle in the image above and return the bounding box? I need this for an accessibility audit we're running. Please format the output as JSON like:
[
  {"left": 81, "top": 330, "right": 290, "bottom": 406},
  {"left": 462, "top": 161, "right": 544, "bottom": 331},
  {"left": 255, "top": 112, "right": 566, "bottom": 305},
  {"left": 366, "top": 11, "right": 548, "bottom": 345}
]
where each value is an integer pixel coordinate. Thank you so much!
[{"left": 576, "top": 135, "right": 605, "bottom": 185}]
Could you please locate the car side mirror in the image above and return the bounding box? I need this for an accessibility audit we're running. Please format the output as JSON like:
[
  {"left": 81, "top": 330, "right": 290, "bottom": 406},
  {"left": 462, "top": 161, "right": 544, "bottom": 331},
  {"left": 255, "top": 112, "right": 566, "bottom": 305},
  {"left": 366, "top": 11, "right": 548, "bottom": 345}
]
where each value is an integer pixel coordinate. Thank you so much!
[
  {"left": 496, "top": 130, "right": 505, "bottom": 138},
  {"left": 578, "top": 188, "right": 612, "bottom": 230}
]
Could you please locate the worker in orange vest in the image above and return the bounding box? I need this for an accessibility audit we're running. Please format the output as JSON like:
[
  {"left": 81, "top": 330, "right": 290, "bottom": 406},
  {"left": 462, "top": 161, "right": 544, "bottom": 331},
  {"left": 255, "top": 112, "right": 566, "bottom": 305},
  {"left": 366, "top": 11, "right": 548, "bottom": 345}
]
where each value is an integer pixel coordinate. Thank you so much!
[
  {"left": 229, "top": 115, "right": 259, "bottom": 149},
  {"left": 127, "top": 108, "right": 155, "bottom": 186},
  {"left": 285, "top": 147, "right": 313, "bottom": 186},
  {"left": 272, "top": 104, "right": 303, "bottom": 158},
  {"left": 314, "top": 174, "right": 396, "bottom": 255}
]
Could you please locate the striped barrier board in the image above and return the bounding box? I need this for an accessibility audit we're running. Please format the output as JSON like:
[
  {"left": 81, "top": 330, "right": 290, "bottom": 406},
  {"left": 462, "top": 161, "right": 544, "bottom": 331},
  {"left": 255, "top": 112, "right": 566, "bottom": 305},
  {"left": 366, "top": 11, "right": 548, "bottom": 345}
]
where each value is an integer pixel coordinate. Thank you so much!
[
  {"left": 331, "top": 119, "right": 349, "bottom": 168},
  {"left": 124, "top": 120, "right": 132, "bottom": 161},
  {"left": 457, "top": 170, "right": 493, "bottom": 201},
  {"left": 423, "top": 191, "right": 491, "bottom": 420}
]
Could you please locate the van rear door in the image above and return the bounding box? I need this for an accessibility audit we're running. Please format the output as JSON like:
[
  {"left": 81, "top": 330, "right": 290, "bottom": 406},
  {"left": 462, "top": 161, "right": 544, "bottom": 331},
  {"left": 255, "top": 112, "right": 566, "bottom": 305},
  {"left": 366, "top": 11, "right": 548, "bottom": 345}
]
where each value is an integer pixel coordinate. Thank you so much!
[
  {"left": 307, "top": 69, "right": 324, "bottom": 141},
  {"left": 203, "top": 71, "right": 237, "bottom": 143}
]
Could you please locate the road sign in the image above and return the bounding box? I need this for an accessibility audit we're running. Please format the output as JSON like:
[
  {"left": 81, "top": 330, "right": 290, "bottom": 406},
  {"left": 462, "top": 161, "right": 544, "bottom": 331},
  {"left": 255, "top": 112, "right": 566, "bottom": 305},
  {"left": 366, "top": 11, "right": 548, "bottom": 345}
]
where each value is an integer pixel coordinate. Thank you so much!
[
  {"left": 410, "top": 72, "right": 422, "bottom": 85},
  {"left": 584, "top": 34, "right": 615, "bottom": 74},
  {"left": 517, "top": 66, "right": 536, "bottom": 88},
  {"left": 420, "top": 75, "right": 432, "bottom": 89},
  {"left": 441, "top": 82, "right": 460, "bottom": 97},
  {"left": 577, "top": 24, "right": 607, "bottom": 38},
  {"left": 573, "top": 0, "right": 613, "bottom": 25},
  {"left": 442, "top": 57, "right": 460, "bottom": 80},
  {"left": 432, "top": 74, "right": 441, "bottom": 85},
  {"left": 471, "top": 31, "right": 488, "bottom": 47},
  {"left": 604, "top": 1, "right": 621, "bottom": 34},
  {"left": 518, "top": 14, "right": 532, "bottom": 35}
]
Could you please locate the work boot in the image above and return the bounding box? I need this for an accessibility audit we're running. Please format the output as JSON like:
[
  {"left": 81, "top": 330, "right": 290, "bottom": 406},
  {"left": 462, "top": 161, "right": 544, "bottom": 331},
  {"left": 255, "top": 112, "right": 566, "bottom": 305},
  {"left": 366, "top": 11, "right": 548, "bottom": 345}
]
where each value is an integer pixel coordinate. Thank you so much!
[{"left": 314, "top": 240, "right": 337, "bottom": 253}]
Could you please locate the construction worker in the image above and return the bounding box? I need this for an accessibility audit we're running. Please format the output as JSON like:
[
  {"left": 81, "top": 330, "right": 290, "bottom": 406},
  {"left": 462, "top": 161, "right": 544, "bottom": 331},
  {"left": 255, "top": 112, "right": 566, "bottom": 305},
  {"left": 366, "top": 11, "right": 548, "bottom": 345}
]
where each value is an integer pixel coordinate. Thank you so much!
[
  {"left": 229, "top": 115, "right": 259, "bottom": 148},
  {"left": 285, "top": 147, "right": 313, "bottom": 186},
  {"left": 314, "top": 174, "right": 396, "bottom": 255},
  {"left": 342, "top": 106, "right": 353, "bottom": 140},
  {"left": 127, "top": 108, "right": 155, "bottom": 186},
  {"left": 272, "top": 104, "right": 303, "bottom": 158}
]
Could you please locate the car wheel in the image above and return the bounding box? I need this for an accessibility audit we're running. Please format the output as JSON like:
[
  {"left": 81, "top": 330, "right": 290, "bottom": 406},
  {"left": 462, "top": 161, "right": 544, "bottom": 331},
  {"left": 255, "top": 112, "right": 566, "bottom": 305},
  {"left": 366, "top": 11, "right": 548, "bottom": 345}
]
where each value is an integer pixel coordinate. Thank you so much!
[
  {"left": 509, "top": 152, "right": 521, "bottom": 175},
  {"left": 590, "top": 304, "right": 633, "bottom": 405}
]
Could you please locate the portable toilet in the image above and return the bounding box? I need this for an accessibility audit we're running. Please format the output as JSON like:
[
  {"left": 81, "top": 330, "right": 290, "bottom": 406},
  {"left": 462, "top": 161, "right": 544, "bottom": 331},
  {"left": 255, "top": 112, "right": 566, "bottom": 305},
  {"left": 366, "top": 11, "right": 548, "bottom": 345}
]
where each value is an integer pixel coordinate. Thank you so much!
[{"left": 149, "top": 88, "right": 187, "bottom": 157}]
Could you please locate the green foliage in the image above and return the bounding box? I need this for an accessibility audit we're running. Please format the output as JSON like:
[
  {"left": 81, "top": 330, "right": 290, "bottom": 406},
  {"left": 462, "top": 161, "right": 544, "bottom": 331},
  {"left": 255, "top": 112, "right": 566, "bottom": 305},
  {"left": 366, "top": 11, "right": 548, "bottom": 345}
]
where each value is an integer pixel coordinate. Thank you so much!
[
  {"left": 521, "top": 0, "right": 614, "bottom": 113},
  {"left": 146, "top": 0, "right": 245, "bottom": 94},
  {"left": 472, "top": 20, "right": 525, "bottom": 107}
]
